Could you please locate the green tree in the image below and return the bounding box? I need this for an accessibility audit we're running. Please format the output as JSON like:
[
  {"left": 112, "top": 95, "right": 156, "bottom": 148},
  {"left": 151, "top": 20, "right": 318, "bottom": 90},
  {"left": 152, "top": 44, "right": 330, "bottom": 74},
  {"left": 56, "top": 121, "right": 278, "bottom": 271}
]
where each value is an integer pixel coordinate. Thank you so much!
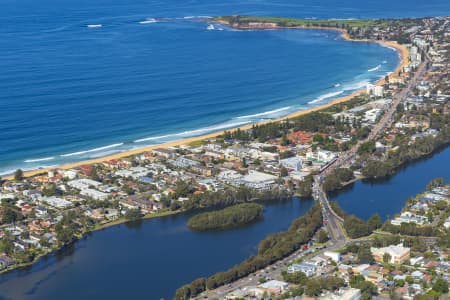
[
  {"left": 124, "top": 208, "right": 142, "bottom": 221},
  {"left": 305, "top": 279, "right": 322, "bottom": 296},
  {"left": 317, "top": 229, "right": 329, "bottom": 243},
  {"left": 280, "top": 166, "right": 288, "bottom": 177},
  {"left": 14, "top": 169, "right": 24, "bottom": 181},
  {"left": 357, "top": 244, "right": 374, "bottom": 264},
  {"left": 432, "top": 277, "right": 449, "bottom": 294},
  {"left": 367, "top": 213, "right": 382, "bottom": 230},
  {"left": 383, "top": 252, "right": 391, "bottom": 263}
]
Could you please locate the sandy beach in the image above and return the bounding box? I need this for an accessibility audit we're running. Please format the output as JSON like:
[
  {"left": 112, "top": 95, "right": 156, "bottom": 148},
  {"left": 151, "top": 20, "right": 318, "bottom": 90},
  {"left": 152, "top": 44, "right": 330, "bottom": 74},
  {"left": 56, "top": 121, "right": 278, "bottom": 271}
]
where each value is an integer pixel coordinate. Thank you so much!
[{"left": 5, "top": 27, "right": 409, "bottom": 180}]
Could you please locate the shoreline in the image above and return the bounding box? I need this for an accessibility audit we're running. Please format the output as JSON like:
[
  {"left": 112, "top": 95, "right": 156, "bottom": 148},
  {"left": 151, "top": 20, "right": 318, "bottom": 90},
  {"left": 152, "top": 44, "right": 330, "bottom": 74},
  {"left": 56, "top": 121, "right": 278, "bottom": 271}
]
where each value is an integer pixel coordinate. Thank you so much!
[
  {"left": 0, "top": 209, "right": 182, "bottom": 275},
  {"left": 3, "top": 24, "right": 409, "bottom": 180}
]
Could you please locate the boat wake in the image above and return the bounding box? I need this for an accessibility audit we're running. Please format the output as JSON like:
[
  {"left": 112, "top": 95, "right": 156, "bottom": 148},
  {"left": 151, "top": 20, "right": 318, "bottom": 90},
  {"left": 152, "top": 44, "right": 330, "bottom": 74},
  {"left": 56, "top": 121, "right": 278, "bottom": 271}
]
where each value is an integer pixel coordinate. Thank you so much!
[
  {"left": 139, "top": 18, "right": 158, "bottom": 24},
  {"left": 86, "top": 24, "right": 102, "bottom": 28}
]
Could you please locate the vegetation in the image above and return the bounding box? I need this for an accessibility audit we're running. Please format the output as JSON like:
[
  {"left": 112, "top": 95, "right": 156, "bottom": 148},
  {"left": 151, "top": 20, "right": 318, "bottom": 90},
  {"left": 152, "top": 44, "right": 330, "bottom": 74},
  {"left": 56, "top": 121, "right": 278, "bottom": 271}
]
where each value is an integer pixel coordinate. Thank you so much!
[
  {"left": 343, "top": 214, "right": 382, "bottom": 239},
  {"left": 124, "top": 208, "right": 142, "bottom": 221},
  {"left": 323, "top": 168, "right": 354, "bottom": 192},
  {"left": 350, "top": 274, "right": 378, "bottom": 300},
  {"left": 187, "top": 203, "right": 264, "bottom": 231},
  {"left": 14, "top": 169, "right": 23, "bottom": 181},
  {"left": 179, "top": 186, "right": 291, "bottom": 211},
  {"left": 362, "top": 127, "right": 450, "bottom": 179},
  {"left": 174, "top": 203, "right": 322, "bottom": 299}
]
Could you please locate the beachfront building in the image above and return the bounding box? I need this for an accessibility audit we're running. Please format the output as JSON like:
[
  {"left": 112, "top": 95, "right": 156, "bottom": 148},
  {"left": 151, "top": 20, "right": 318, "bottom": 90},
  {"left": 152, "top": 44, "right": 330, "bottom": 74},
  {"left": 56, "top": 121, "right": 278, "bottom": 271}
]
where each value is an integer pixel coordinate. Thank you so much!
[
  {"left": 366, "top": 84, "right": 384, "bottom": 97},
  {"left": 371, "top": 244, "right": 410, "bottom": 265}
]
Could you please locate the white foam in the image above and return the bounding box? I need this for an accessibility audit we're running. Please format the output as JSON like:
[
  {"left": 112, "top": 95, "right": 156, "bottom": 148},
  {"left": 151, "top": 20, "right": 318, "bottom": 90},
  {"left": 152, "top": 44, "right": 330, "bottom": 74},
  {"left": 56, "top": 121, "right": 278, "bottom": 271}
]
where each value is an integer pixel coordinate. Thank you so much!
[
  {"left": 183, "top": 15, "right": 212, "bottom": 19},
  {"left": 379, "top": 44, "right": 397, "bottom": 52},
  {"left": 342, "top": 79, "right": 371, "bottom": 91},
  {"left": 368, "top": 64, "right": 382, "bottom": 72},
  {"left": 60, "top": 143, "right": 124, "bottom": 157},
  {"left": 134, "top": 121, "right": 251, "bottom": 143},
  {"left": 235, "top": 106, "right": 292, "bottom": 119},
  {"left": 308, "top": 90, "right": 344, "bottom": 104},
  {"left": 24, "top": 157, "right": 55, "bottom": 163},
  {"left": 87, "top": 24, "right": 102, "bottom": 28},
  {"left": 334, "top": 83, "right": 341, "bottom": 87},
  {"left": 382, "top": 60, "right": 387, "bottom": 64},
  {"left": 139, "top": 18, "right": 157, "bottom": 24}
]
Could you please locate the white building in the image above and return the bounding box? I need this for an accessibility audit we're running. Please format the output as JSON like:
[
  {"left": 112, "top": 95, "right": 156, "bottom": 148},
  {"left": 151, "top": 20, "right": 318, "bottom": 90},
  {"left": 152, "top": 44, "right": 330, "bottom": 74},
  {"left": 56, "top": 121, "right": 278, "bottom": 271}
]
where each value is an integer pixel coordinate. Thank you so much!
[
  {"left": 391, "top": 211, "right": 428, "bottom": 226},
  {"left": 371, "top": 244, "right": 410, "bottom": 265},
  {"left": 236, "top": 170, "right": 277, "bottom": 190},
  {"left": 287, "top": 263, "right": 316, "bottom": 277},
  {"left": 366, "top": 84, "right": 384, "bottom": 97},
  {"left": 68, "top": 179, "right": 102, "bottom": 190},
  {"left": 280, "top": 156, "right": 303, "bottom": 172},
  {"left": 80, "top": 188, "right": 109, "bottom": 201},
  {"left": 40, "top": 196, "right": 72, "bottom": 209},
  {"left": 324, "top": 251, "right": 341, "bottom": 262}
]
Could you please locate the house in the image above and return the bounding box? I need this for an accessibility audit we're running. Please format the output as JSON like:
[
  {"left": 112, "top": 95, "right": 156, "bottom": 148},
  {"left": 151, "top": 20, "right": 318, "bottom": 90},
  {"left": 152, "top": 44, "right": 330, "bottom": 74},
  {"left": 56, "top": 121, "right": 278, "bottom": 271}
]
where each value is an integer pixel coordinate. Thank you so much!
[
  {"left": 258, "top": 280, "right": 288, "bottom": 295},
  {"left": 288, "top": 131, "right": 313, "bottom": 145},
  {"left": 287, "top": 263, "right": 316, "bottom": 277},
  {"left": 371, "top": 244, "right": 410, "bottom": 265},
  {"left": 0, "top": 255, "right": 14, "bottom": 269},
  {"left": 152, "top": 148, "right": 174, "bottom": 159},
  {"left": 191, "top": 165, "right": 213, "bottom": 177},
  {"left": 391, "top": 211, "right": 428, "bottom": 226}
]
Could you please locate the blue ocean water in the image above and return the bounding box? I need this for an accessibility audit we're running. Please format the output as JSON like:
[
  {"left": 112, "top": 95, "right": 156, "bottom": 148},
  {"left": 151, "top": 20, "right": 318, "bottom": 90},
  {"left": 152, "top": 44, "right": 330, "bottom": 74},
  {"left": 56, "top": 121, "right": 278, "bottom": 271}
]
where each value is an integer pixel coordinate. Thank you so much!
[{"left": 4, "top": 0, "right": 445, "bottom": 174}]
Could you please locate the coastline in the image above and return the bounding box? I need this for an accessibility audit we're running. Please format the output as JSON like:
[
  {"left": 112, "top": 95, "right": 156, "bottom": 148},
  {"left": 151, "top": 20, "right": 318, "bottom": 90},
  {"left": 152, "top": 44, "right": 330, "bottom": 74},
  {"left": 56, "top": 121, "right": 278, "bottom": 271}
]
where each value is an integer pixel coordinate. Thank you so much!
[{"left": 4, "top": 25, "right": 409, "bottom": 180}]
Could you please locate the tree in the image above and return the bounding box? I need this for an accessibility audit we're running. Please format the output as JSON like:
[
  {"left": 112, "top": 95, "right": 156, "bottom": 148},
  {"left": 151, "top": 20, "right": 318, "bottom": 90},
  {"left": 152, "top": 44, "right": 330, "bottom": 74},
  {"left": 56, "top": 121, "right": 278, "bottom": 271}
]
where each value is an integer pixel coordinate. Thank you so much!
[
  {"left": 305, "top": 279, "right": 322, "bottom": 296},
  {"left": 280, "top": 166, "right": 288, "bottom": 177},
  {"left": 14, "top": 169, "right": 24, "bottom": 181},
  {"left": 1, "top": 205, "right": 22, "bottom": 224},
  {"left": 383, "top": 252, "right": 392, "bottom": 263},
  {"left": 432, "top": 277, "right": 449, "bottom": 294},
  {"left": 124, "top": 208, "right": 142, "bottom": 221},
  {"left": 367, "top": 213, "right": 382, "bottom": 230},
  {"left": 42, "top": 183, "right": 57, "bottom": 197},
  {"left": 426, "top": 177, "right": 444, "bottom": 191},
  {"left": 357, "top": 141, "right": 376, "bottom": 155},
  {"left": 317, "top": 229, "right": 329, "bottom": 243},
  {"left": 357, "top": 244, "right": 374, "bottom": 264}
]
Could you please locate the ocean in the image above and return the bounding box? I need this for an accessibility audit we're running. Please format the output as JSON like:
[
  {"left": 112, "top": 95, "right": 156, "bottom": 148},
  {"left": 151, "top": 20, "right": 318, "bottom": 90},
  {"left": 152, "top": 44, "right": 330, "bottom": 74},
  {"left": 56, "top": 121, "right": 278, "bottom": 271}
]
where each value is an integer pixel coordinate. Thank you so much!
[{"left": 1, "top": 0, "right": 449, "bottom": 174}]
